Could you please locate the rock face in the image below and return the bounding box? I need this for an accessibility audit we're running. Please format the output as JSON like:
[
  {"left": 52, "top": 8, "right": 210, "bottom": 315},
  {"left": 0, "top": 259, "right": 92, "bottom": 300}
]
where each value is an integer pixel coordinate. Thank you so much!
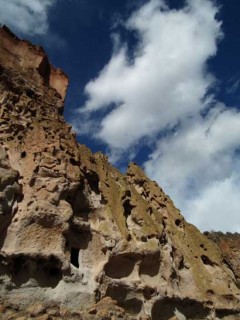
[
  {"left": 0, "top": 25, "right": 239, "bottom": 319},
  {"left": 206, "top": 232, "right": 240, "bottom": 289}
]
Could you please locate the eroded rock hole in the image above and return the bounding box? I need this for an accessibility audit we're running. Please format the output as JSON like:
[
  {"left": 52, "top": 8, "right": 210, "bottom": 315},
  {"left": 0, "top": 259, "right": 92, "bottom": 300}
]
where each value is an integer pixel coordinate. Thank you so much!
[
  {"left": 159, "top": 232, "right": 167, "bottom": 245},
  {"left": 20, "top": 151, "right": 26, "bottom": 158},
  {"left": 127, "top": 234, "right": 132, "bottom": 241},
  {"left": 12, "top": 256, "right": 25, "bottom": 275},
  {"left": 123, "top": 199, "right": 135, "bottom": 218},
  {"left": 175, "top": 219, "right": 181, "bottom": 227},
  {"left": 71, "top": 247, "right": 80, "bottom": 268},
  {"left": 49, "top": 267, "right": 60, "bottom": 277},
  {"left": 36, "top": 215, "right": 56, "bottom": 228},
  {"left": 141, "top": 236, "right": 148, "bottom": 242},
  {"left": 178, "top": 257, "right": 185, "bottom": 270},
  {"left": 7, "top": 255, "right": 63, "bottom": 288},
  {"left": 125, "top": 190, "right": 131, "bottom": 197},
  {"left": 67, "top": 184, "right": 90, "bottom": 218},
  {"left": 152, "top": 298, "right": 209, "bottom": 320},
  {"left": 201, "top": 255, "right": 215, "bottom": 266},
  {"left": 25, "top": 88, "right": 35, "bottom": 98},
  {"left": 119, "top": 298, "right": 143, "bottom": 315},
  {"left": 216, "top": 309, "right": 240, "bottom": 318},
  {"left": 106, "top": 284, "right": 128, "bottom": 301},
  {"left": 37, "top": 56, "right": 51, "bottom": 84},
  {"left": 143, "top": 286, "right": 156, "bottom": 300},
  {"left": 104, "top": 254, "right": 139, "bottom": 279},
  {"left": 85, "top": 171, "right": 100, "bottom": 194},
  {"left": 122, "top": 190, "right": 131, "bottom": 200},
  {"left": 200, "top": 244, "right": 208, "bottom": 252},
  {"left": 69, "top": 157, "right": 80, "bottom": 166},
  {"left": 29, "top": 177, "right": 36, "bottom": 187},
  {"left": 140, "top": 252, "right": 160, "bottom": 277}
]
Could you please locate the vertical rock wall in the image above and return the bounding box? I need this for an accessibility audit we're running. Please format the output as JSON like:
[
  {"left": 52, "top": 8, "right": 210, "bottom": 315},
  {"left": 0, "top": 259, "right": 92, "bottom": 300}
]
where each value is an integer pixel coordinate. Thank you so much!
[{"left": 0, "top": 26, "right": 239, "bottom": 319}]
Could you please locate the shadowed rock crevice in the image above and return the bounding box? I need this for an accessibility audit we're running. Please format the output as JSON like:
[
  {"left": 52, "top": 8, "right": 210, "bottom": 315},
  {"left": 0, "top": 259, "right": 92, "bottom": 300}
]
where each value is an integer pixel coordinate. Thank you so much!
[
  {"left": 216, "top": 308, "right": 240, "bottom": 319},
  {"left": 104, "top": 253, "right": 140, "bottom": 279},
  {"left": 70, "top": 247, "right": 80, "bottom": 268},
  {"left": 106, "top": 284, "right": 128, "bottom": 301},
  {"left": 0, "top": 147, "right": 22, "bottom": 249},
  {"left": 119, "top": 298, "right": 143, "bottom": 315},
  {"left": 152, "top": 298, "right": 210, "bottom": 320},
  {"left": 105, "top": 284, "right": 143, "bottom": 315},
  {"left": 139, "top": 252, "right": 161, "bottom": 277},
  {"left": 66, "top": 229, "right": 93, "bottom": 268},
  {"left": 37, "top": 56, "right": 51, "bottom": 85},
  {"left": 0, "top": 254, "right": 63, "bottom": 289},
  {"left": 201, "top": 254, "right": 217, "bottom": 266}
]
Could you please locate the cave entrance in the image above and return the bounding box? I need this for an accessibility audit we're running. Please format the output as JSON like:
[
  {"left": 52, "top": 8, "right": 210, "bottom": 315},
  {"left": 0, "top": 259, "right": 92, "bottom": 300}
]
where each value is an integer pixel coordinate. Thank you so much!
[{"left": 71, "top": 247, "right": 80, "bottom": 268}]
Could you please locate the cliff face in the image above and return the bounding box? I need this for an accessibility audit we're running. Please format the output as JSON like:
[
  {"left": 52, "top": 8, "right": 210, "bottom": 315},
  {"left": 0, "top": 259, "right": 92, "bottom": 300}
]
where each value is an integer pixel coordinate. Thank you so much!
[
  {"left": 0, "top": 26, "right": 239, "bottom": 319},
  {"left": 206, "top": 232, "right": 240, "bottom": 289}
]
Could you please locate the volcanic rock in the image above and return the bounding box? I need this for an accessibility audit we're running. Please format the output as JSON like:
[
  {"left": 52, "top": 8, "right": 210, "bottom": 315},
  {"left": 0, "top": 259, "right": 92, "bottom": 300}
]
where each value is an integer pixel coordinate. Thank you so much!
[
  {"left": 206, "top": 232, "right": 240, "bottom": 288},
  {"left": 0, "top": 25, "right": 239, "bottom": 319}
]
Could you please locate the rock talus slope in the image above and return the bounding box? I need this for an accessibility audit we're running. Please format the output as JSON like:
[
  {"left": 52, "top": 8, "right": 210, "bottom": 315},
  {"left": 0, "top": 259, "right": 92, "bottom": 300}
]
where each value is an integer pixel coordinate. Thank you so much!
[{"left": 0, "top": 26, "right": 239, "bottom": 319}]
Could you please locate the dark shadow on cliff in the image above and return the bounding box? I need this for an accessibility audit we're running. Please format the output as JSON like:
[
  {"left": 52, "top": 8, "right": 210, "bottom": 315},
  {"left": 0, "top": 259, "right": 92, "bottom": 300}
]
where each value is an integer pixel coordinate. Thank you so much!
[
  {"left": 152, "top": 298, "right": 210, "bottom": 320},
  {"left": 0, "top": 254, "right": 63, "bottom": 289}
]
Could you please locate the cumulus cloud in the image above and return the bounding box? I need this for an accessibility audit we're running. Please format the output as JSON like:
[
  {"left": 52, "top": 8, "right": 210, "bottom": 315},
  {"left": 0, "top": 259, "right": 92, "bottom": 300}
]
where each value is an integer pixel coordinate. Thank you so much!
[
  {"left": 76, "top": 0, "right": 240, "bottom": 232},
  {"left": 144, "top": 106, "right": 240, "bottom": 232},
  {"left": 185, "top": 176, "right": 240, "bottom": 233},
  {"left": 0, "top": 0, "right": 55, "bottom": 35},
  {"left": 79, "top": 0, "right": 221, "bottom": 150}
]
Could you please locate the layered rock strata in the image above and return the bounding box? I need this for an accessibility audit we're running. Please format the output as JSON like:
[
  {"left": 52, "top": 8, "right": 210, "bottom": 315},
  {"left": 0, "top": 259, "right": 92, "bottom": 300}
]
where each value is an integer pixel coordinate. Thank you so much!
[{"left": 0, "top": 26, "right": 239, "bottom": 319}]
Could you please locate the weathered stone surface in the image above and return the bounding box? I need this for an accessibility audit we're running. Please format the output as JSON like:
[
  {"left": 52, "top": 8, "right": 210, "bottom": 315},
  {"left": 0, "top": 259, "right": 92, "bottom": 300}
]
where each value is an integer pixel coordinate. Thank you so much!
[
  {"left": 0, "top": 25, "right": 239, "bottom": 319},
  {"left": 27, "top": 303, "right": 46, "bottom": 317},
  {"left": 206, "top": 232, "right": 240, "bottom": 288},
  {"left": 0, "top": 147, "right": 22, "bottom": 236}
]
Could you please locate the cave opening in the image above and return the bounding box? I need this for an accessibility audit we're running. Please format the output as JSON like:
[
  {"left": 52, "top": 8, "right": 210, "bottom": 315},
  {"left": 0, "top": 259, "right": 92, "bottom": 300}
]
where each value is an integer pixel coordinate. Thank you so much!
[{"left": 71, "top": 247, "right": 80, "bottom": 268}]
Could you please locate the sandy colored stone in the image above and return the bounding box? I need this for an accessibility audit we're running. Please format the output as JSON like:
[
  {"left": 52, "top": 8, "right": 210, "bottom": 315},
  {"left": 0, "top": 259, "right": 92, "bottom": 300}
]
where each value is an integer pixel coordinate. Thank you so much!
[
  {"left": 37, "top": 315, "right": 51, "bottom": 320},
  {"left": 47, "top": 308, "right": 59, "bottom": 316},
  {"left": 0, "top": 25, "right": 239, "bottom": 320},
  {"left": 0, "top": 304, "right": 6, "bottom": 313},
  {"left": 206, "top": 232, "right": 240, "bottom": 287},
  {"left": 27, "top": 304, "right": 46, "bottom": 317}
]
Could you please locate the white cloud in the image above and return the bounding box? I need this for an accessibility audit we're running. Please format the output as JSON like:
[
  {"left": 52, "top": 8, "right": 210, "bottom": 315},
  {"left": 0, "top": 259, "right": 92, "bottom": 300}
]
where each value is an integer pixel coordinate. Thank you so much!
[
  {"left": 144, "top": 106, "right": 240, "bottom": 232},
  {"left": 0, "top": 0, "right": 55, "bottom": 35},
  {"left": 80, "top": 0, "right": 221, "bottom": 150},
  {"left": 185, "top": 176, "right": 240, "bottom": 233},
  {"left": 77, "top": 0, "right": 240, "bottom": 232}
]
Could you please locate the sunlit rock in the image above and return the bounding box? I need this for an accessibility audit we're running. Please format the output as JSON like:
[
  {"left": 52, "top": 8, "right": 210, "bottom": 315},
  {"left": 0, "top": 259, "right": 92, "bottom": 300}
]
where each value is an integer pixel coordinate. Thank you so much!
[{"left": 0, "top": 25, "right": 239, "bottom": 319}]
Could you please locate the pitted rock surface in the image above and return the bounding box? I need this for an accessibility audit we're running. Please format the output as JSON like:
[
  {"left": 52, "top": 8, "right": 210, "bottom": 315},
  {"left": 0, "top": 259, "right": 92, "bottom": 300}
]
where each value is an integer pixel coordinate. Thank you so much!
[{"left": 0, "top": 26, "right": 239, "bottom": 319}]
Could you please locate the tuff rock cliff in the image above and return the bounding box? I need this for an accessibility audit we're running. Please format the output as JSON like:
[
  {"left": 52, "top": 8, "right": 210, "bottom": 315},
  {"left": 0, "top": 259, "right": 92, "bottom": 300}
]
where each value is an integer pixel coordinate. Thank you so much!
[
  {"left": 206, "top": 232, "right": 240, "bottom": 290},
  {"left": 0, "top": 26, "right": 239, "bottom": 320}
]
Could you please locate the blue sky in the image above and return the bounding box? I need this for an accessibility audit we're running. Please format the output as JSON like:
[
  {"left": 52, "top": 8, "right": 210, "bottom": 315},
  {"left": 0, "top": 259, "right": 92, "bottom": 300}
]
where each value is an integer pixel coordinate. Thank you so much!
[{"left": 1, "top": 0, "right": 240, "bottom": 232}]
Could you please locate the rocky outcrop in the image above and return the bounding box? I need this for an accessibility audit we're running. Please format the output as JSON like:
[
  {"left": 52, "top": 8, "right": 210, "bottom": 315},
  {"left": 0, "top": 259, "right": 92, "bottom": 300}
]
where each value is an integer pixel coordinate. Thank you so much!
[
  {"left": 0, "top": 25, "right": 240, "bottom": 319},
  {"left": 206, "top": 232, "right": 240, "bottom": 289}
]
